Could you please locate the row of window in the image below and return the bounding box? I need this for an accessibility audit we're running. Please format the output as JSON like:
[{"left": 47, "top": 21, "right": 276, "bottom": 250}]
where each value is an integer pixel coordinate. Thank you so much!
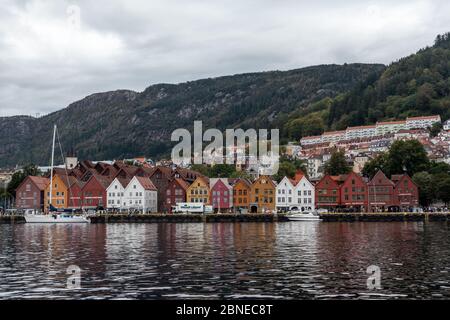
[
  {"left": 277, "top": 197, "right": 313, "bottom": 204},
  {"left": 278, "top": 189, "right": 312, "bottom": 196}
]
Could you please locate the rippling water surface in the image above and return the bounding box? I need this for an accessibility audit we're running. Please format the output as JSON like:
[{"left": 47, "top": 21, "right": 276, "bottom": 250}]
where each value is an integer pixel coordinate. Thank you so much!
[{"left": 1, "top": 222, "right": 450, "bottom": 299}]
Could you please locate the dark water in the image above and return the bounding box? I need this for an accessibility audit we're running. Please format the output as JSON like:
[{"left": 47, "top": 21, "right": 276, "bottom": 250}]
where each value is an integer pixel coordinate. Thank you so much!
[{"left": 1, "top": 222, "right": 450, "bottom": 300}]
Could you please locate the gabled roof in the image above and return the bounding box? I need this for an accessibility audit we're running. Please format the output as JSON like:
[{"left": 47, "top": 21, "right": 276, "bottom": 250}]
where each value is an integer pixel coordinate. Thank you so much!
[
  {"left": 391, "top": 174, "right": 417, "bottom": 187},
  {"left": 289, "top": 170, "right": 305, "bottom": 186},
  {"left": 84, "top": 174, "right": 113, "bottom": 189},
  {"left": 210, "top": 178, "right": 232, "bottom": 190},
  {"left": 173, "top": 178, "right": 190, "bottom": 191},
  {"left": 134, "top": 176, "right": 157, "bottom": 191},
  {"left": 368, "top": 170, "right": 395, "bottom": 186},
  {"left": 26, "top": 176, "right": 50, "bottom": 191},
  {"left": 232, "top": 178, "right": 252, "bottom": 189}
]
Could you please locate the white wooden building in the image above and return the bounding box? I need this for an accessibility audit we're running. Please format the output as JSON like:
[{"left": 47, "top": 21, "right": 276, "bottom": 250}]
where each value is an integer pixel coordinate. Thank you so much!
[
  {"left": 276, "top": 171, "right": 315, "bottom": 212},
  {"left": 123, "top": 176, "right": 158, "bottom": 213}
]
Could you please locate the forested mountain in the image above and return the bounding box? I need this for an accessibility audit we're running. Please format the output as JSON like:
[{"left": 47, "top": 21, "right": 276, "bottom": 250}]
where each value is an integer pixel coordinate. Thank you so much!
[
  {"left": 2, "top": 33, "right": 450, "bottom": 168},
  {"left": 0, "top": 63, "right": 383, "bottom": 167}
]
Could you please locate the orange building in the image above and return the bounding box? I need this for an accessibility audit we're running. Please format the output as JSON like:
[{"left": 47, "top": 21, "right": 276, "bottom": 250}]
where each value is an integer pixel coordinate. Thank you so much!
[
  {"left": 44, "top": 174, "right": 72, "bottom": 211},
  {"left": 233, "top": 178, "right": 252, "bottom": 213},
  {"left": 186, "top": 176, "right": 210, "bottom": 204},
  {"left": 250, "top": 175, "right": 276, "bottom": 213}
]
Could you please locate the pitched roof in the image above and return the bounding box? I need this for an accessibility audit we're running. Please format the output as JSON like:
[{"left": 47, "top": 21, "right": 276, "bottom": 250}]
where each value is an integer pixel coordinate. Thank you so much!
[
  {"left": 135, "top": 176, "right": 157, "bottom": 191},
  {"left": 376, "top": 120, "right": 406, "bottom": 125},
  {"left": 27, "top": 176, "right": 50, "bottom": 191},
  {"left": 289, "top": 170, "right": 305, "bottom": 186},
  {"left": 406, "top": 115, "right": 440, "bottom": 121},
  {"left": 173, "top": 178, "right": 190, "bottom": 191},
  {"left": 87, "top": 174, "right": 113, "bottom": 189}
]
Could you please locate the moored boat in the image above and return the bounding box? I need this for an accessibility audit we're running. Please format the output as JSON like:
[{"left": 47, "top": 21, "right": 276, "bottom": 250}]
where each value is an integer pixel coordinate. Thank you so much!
[
  {"left": 286, "top": 210, "right": 322, "bottom": 221},
  {"left": 25, "top": 213, "right": 90, "bottom": 223}
]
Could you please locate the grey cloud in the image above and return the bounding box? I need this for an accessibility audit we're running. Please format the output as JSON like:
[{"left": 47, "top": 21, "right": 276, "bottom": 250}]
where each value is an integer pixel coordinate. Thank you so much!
[{"left": 0, "top": 0, "right": 449, "bottom": 116}]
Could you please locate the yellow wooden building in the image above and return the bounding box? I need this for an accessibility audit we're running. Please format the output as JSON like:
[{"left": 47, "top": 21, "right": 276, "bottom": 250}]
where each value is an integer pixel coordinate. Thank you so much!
[{"left": 186, "top": 176, "right": 210, "bottom": 204}]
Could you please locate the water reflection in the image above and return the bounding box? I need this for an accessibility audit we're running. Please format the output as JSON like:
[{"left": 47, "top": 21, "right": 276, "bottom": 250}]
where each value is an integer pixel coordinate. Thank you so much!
[{"left": 1, "top": 222, "right": 450, "bottom": 299}]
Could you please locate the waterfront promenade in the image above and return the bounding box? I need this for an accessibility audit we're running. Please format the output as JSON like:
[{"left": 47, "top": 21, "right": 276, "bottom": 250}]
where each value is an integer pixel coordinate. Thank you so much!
[{"left": 1, "top": 212, "right": 450, "bottom": 224}]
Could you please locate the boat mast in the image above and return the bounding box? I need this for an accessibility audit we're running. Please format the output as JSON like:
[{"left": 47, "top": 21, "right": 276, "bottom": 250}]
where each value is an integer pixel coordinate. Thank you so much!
[{"left": 49, "top": 124, "right": 57, "bottom": 211}]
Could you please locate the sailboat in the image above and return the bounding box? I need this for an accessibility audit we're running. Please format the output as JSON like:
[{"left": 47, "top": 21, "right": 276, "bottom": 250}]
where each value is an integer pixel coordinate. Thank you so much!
[{"left": 24, "top": 125, "right": 90, "bottom": 223}]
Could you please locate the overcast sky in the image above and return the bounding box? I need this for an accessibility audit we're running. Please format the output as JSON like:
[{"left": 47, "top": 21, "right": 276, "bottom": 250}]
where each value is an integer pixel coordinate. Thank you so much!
[{"left": 0, "top": 0, "right": 449, "bottom": 116}]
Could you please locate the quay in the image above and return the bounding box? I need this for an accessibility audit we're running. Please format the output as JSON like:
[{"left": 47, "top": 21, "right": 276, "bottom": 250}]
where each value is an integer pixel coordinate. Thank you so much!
[
  {"left": 1, "top": 213, "right": 450, "bottom": 224},
  {"left": 320, "top": 212, "right": 450, "bottom": 222}
]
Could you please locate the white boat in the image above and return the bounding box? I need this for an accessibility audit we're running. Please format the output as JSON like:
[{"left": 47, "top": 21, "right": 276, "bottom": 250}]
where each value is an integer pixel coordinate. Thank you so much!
[
  {"left": 286, "top": 210, "right": 322, "bottom": 221},
  {"left": 25, "top": 213, "right": 90, "bottom": 223}
]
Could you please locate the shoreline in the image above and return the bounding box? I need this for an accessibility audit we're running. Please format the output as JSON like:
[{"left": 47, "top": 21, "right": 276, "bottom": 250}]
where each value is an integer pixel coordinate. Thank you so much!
[{"left": 1, "top": 212, "right": 450, "bottom": 224}]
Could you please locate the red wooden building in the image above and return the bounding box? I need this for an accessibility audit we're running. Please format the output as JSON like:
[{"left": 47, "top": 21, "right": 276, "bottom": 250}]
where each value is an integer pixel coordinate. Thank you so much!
[
  {"left": 392, "top": 174, "right": 419, "bottom": 211},
  {"left": 315, "top": 175, "right": 342, "bottom": 210},
  {"left": 15, "top": 176, "right": 49, "bottom": 213},
  {"left": 67, "top": 179, "right": 85, "bottom": 209},
  {"left": 210, "top": 178, "right": 233, "bottom": 213},
  {"left": 340, "top": 172, "right": 368, "bottom": 212},
  {"left": 165, "top": 178, "right": 190, "bottom": 212},
  {"left": 367, "top": 170, "right": 396, "bottom": 212},
  {"left": 81, "top": 174, "right": 112, "bottom": 209}
]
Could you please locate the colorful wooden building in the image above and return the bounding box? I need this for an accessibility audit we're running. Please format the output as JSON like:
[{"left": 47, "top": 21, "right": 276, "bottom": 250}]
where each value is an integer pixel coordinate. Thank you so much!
[
  {"left": 392, "top": 174, "right": 419, "bottom": 211},
  {"left": 210, "top": 178, "right": 233, "bottom": 213},
  {"left": 15, "top": 176, "right": 49, "bottom": 213},
  {"left": 232, "top": 178, "right": 252, "bottom": 213},
  {"left": 315, "top": 175, "right": 342, "bottom": 210},
  {"left": 339, "top": 172, "right": 368, "bottom": 212},
  {"left": 367, "top": 170, "right": 395, "bottom": 212},
  {"left": 165, "top": 178, "right": 190, "bottom": 212},
  {"left": 250, "top": 175, "right": 276, "bottom": 213},
  {"left": 186, "top": 176, "right": 210, "bottom": 204}
]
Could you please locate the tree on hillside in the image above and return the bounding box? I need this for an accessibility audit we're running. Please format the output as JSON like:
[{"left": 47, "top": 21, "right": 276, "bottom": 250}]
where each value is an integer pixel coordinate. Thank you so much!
[
  {"left": 363, "top": 140, "right": 430, "bottom": 178},
  {"left": 412, "top": 172, "right": 436, "bottom": 207},
  {"left": 323, "top": 150, "right": 351, "bottom": 176},
  {"left": 429, "top": 122, "right": 443, "bottom": 137},
  {"left": 273, "top": 156, "right": 307, "bottom": 182},
  {"left": 436, "top": 176, "right": 450, "bottom": 206},
  {"left": 362, "top": 153, "right": 390, "bottom": 179},
  {"left": 387, "top": 140, "right": 430, "bottom": 176}
]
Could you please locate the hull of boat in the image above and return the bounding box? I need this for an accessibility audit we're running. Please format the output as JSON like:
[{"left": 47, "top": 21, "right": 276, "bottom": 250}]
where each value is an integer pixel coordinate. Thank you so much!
[
  {"left": 286, "top": 213, "right": 322, "bottom": 221},
  {"left": 25, "top": 215, "right": 90, "bottom": 223},
  {"left": 287, "top": 216, "right": 322, "bottom": 221}
]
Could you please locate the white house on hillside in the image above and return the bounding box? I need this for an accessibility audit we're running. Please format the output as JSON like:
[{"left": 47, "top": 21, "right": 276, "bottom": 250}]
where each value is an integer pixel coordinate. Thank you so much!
[
  {"left": 115, "top": 176, "right": 158, "bottom": 213},
  {"left": 276, "top": 171, "right": 315, "bottom": 212}
]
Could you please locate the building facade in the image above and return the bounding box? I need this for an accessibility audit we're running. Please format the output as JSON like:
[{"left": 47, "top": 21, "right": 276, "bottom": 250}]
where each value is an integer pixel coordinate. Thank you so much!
[
  {"left": 250, "top": 175, "right": 276, "bottom": 213},
  {"left": 232, "top": 178, "right": 251, "bottom": 213},
  {"left": 210, "top": 178, "right": 233, "bottom": 213},
  {"left": 186, "top": 176, "right": 210, "bottom": 204},
  {"left": 315, "top": 175, "right": 341, "bottom": 210},
  {"left": 165, "top": 178, "right": 190, "bottom": 212},
  {"left": 15, "top": 176, "right": 49, "bottom": 212},
  {"left": 339, "top": 172, "right": 368, "bottom": 212},
  {"left": 367, "top": 170, "right": 395, "bottom": 212},
  {"left": 123, "top": 176, "right": 158, "bottom": 213},
  {"left": 392, "top": 174, "right": 419, "bottom": 211}
]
